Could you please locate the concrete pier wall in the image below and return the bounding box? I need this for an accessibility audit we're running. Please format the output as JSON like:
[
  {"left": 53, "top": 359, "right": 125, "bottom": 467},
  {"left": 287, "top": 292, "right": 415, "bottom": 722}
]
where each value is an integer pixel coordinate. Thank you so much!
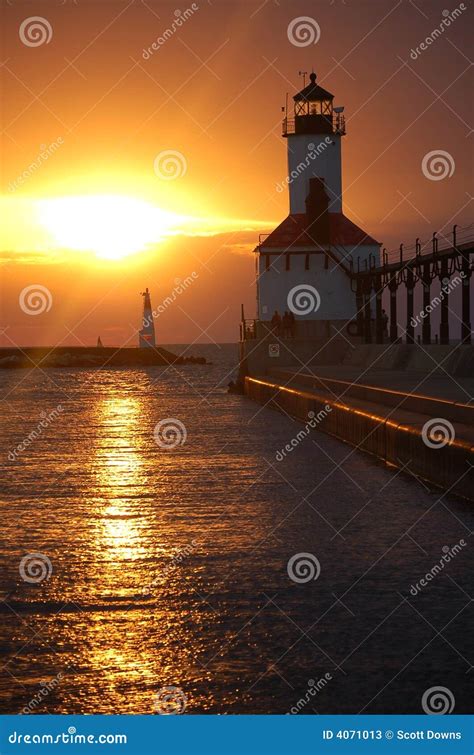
[
  {"left": 268, "top": 368, "right": 474, "bottom": 424},
  {"left": 240, "top": 338, "right": 474, "bottom": 379},
  {"left": 244, "top": 376, "right": 474, "bottom": 501}
]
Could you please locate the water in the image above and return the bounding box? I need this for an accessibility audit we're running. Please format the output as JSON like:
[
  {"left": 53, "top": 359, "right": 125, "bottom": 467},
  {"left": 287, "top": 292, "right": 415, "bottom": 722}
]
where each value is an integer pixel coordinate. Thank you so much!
[{"left": 0, "top": 344, "right": 472, "bottom": 714}]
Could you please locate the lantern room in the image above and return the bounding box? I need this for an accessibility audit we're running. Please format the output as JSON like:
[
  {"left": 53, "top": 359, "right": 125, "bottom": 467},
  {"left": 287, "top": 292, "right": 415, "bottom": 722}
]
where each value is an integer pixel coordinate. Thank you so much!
[{"left": 282, "top": 72, "right": 345, "bottom": 137}]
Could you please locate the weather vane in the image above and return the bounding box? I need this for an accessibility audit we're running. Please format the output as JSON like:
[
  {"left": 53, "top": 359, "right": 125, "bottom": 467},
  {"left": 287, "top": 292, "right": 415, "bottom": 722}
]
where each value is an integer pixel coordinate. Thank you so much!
[{"left": 298, "top": 70, "right": 308, "bottom": 87}]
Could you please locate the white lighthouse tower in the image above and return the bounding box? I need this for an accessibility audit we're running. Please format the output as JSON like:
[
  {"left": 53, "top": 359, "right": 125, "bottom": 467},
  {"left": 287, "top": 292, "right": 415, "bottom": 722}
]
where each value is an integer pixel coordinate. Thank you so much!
[
  {"left": 255, "top": 70, "right": 380, "bottom": 330},
  {"left": 285, "top": 71, "right": 343, "bottom": 214},
  {"left": 138, "top": 288, "right": 156, "bottom": 348},
  {"left": 239, "top": 70, "right": 381, "bottom": 375}
]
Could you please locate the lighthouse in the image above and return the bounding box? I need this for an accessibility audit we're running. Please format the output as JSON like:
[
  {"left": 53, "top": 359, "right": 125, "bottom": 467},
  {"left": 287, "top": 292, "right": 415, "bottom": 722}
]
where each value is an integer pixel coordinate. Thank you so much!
[
  {"left": 285, "top": 71, "right": 344, "bottom": 214},
  {"left": 139, "top": 288, "right": 156, "bottom": 348},
  {"left": 255, "top": 71, "right": 380, "bottom": 333}
]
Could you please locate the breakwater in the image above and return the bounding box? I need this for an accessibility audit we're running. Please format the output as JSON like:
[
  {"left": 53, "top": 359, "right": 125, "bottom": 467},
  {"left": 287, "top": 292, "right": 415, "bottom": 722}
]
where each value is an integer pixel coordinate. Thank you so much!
[{"left": 0, "top": 346, "right": 206, "bottom": 369}]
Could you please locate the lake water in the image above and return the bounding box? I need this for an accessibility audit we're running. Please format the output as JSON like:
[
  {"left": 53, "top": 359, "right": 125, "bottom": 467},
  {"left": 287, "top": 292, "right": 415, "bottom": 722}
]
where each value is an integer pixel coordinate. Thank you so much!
[{"left": 0, "top": 344, "right": 472, "bottom": 714}]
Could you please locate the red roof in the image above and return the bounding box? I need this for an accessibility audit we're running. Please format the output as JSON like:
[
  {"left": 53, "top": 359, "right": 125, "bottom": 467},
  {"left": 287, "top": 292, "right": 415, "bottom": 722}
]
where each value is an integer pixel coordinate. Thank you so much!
[{"left": 260, "top": 212, "right": 380, "bottom": 249}]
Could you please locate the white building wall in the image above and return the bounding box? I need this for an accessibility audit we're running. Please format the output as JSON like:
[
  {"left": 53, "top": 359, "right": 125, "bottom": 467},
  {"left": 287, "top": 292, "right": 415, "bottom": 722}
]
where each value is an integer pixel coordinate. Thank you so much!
[
  {"left": 258, "top": 244, "right": 380, "bottom": 321},
  {"left": 287, "top": 134, "right": 342, "bottom": 214}
]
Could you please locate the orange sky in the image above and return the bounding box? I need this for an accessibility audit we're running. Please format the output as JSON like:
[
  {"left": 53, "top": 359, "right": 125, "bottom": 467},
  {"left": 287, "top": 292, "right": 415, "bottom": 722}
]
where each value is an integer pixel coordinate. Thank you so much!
[{"left": 1, "top": 0, "right": 472, "bottom": 346}]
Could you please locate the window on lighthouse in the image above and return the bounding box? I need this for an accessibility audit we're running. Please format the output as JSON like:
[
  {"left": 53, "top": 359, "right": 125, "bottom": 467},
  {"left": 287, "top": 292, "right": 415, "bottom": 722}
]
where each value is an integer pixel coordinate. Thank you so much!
[
  {"left": 295, "top": 100, "right": 308, "bottom": 116},
  {"left": 296, "top": 100, "right": 333, "bottom": 116},
  {"left": 309, "top": 101, "right": 332, "bottom": 115}
]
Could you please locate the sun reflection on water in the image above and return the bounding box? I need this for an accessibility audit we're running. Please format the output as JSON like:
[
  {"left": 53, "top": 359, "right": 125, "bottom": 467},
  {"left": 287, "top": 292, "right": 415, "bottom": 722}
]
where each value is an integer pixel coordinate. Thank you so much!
[{"left": 92, "top": 395, "right": 150, "bottom": 565}]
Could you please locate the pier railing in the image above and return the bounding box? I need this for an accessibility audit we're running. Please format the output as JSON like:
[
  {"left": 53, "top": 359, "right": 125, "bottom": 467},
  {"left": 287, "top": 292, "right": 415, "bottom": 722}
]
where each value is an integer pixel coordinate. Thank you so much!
[
  {"left": 240, "top": 319, "right": 341, "bottom": 342},
  {"left": 350, "top": 224, "right": 474, "bottom": 345}
]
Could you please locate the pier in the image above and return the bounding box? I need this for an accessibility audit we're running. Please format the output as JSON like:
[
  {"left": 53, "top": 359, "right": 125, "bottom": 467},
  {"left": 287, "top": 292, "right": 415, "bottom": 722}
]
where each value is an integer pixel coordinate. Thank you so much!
[
  {"left": 239, "top": 71, "right": 473, "bottom": 502},
  {"left": 240, "top": 225, "right": 474, "bottom": 500},
  {"left": 245, "top": 362, "right": 474, "bottom": 501}
]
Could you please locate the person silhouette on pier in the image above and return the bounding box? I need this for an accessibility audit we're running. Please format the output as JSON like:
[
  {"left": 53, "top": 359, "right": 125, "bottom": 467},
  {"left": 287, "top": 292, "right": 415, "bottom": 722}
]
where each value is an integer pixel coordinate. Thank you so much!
[
  {"left": 282, "top": 311, "right": 292, "bottom": 338},
  {"left": 271, "top": 310, "right": 282, "bottom": 335}
]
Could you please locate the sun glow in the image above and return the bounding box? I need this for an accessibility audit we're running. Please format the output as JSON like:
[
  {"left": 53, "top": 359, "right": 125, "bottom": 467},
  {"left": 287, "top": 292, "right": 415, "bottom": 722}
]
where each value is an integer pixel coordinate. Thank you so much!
[
  {"left": 37, "top": 195, "right": 183, "bottom": 260},
  {"left": 0, "top": 192, "right": 276, "bottom": 264}
]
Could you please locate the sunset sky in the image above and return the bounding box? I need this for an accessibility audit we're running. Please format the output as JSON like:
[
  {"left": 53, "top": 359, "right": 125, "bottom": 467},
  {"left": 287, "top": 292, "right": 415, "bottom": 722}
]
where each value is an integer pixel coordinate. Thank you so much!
[{"left": 1, "top": 0, "right": 472, "bottom": 346}]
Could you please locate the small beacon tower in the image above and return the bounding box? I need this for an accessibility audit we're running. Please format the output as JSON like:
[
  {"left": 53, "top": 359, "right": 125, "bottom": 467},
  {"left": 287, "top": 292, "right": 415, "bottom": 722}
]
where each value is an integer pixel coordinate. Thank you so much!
[{"left": 139, "top": 288, "right": 156, "bottom": 348}]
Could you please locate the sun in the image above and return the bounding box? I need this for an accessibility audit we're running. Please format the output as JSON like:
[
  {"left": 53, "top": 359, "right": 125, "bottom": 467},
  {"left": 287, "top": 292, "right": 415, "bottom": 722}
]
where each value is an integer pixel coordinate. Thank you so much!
[{"left": 37, "top": 195, "right": 180, "bottom": 260}]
